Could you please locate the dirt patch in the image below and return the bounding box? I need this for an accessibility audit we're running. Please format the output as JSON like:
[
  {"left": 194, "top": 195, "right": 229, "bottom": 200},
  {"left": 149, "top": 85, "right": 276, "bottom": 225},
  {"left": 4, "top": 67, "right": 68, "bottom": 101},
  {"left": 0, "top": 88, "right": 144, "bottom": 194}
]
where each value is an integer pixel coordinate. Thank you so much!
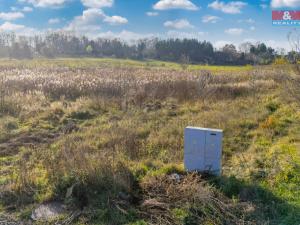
[{"left": 0, "top": 131, "right": 59, "bottom": 157}]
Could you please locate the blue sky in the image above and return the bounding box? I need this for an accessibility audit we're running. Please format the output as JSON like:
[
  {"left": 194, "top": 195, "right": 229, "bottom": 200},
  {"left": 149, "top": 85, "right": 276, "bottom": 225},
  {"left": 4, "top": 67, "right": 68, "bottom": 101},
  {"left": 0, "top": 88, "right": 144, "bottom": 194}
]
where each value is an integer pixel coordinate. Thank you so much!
[{"left": 0, "top": 0, "right": 299, "bottom": 50}]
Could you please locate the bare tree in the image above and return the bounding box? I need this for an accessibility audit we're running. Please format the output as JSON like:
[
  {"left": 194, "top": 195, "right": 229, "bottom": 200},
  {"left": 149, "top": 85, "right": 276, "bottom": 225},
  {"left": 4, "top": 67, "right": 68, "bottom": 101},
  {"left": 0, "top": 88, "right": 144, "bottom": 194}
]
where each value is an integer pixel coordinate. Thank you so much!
[
  {"left": 288, "top": 29, "right": 300, "bottom": 53},
  {"left": 286, "top": 29, "right": 300, "bottom": 102},
  {"left": 0, "top": 75, "right": 6, "bottom": 113},
  {"left": 180, "top": 54, "right": 190, "bottom": 70}
]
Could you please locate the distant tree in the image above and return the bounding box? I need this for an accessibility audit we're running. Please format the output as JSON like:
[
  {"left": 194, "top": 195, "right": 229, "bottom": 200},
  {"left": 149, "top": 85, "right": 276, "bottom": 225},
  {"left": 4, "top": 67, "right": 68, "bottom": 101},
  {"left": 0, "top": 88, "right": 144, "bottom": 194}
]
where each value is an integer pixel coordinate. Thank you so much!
[
  {"left": 137, "top": 40, "right": 146, "bottom": 59},
  {"left": 180, "top": 54, "right": 190, "bottom": 70},
  {"left": 287, "top": 29, "right": 300, "bottom": 63},
  {"left": 239, "top": 42, "right": 252, "bottom": 53},
  {"left": 154, "top": 39, "right": 214, "bottom": 64},
  {"left": 288, "top": 29, "right": 300, "bottom": 53},
  {"left": 40, "top": 46, "right": 55, "bottom": 58},
  {"left": 9, "top": 38, "right": 32, "bottom": 59},
  {"left": 287, "top": 51, "right": 300, "bottom": 64},
  {"left": 276, "top": 48, "right": 286, "bottom": 56},
  {"left": 284, "top": 29, "right": 300, "bottom": 104},
  {"left": 249, "top": 43, "right": 275, "bottom": 65},
  {"left": 0, "top": 31, "right": 279, "bottom": 64},
  {"left": 222, "top": 44, "right": 238, "bottom": 63},
  {"left": 86, "top": 45, "right": 93, "bottom": 55}
]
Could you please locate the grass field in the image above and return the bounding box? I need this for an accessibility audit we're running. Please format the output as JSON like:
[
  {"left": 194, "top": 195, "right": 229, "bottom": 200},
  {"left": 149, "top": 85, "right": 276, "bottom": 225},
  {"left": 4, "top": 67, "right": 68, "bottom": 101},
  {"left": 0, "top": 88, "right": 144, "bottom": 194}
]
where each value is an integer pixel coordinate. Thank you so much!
[
  {"left": 0, "top": 57, "right": 254, "bottom": 72},
  {"left": 0, "top": 58, "right": 299, "bottom": 225}
]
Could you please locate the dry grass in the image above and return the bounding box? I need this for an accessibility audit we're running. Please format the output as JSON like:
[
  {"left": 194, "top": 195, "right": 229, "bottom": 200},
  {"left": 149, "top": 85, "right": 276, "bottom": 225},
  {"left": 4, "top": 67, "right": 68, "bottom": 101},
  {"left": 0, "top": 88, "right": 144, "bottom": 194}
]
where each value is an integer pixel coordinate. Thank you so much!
[
  {"left": 0, "top": 60, "right": 298, "bottom": 224},
  {"left": 139, "top": 173, "right": 251, "bottom": 225}
]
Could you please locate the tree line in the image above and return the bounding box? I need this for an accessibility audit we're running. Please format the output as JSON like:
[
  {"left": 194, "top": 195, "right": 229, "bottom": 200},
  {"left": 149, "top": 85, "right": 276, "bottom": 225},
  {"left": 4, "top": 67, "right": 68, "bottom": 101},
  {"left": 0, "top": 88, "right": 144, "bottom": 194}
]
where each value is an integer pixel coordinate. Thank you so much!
[{"left": 0, "top": 32, "right": 297, "bottom": 65}]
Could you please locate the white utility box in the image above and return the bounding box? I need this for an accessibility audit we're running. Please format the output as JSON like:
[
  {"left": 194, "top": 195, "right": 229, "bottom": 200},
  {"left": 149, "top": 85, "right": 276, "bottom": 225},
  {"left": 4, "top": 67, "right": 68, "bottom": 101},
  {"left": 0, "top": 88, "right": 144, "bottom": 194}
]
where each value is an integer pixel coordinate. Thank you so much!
[{"left": 184, "top": 126, "right": 223, "bottom": 175}]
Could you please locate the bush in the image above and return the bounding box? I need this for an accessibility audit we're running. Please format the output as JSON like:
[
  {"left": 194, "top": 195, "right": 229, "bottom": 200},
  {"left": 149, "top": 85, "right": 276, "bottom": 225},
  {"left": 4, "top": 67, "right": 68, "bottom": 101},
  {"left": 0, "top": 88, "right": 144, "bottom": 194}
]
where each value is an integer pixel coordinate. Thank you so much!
[
  {"left": 273, "top": 57, "right": 289, "bottom": 65},
  {"left": 266, "top": 102, "right": 280, "bottom": 113},
  {"left": 69, "top": 110, "right": 94, "bottom": 120}
]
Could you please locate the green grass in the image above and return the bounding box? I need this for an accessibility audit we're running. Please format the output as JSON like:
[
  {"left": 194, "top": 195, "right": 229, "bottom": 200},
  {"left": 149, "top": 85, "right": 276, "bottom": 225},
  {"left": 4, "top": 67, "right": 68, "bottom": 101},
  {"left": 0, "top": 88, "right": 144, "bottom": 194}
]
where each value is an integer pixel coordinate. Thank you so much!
[{"left": 0, "top": 57, "right": 253, "bottom": 72}]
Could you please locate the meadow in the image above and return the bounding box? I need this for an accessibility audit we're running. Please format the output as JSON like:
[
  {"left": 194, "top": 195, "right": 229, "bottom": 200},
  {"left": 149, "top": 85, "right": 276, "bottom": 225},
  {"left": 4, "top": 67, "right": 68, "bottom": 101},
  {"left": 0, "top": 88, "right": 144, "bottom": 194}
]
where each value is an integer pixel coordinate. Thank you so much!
[{"left": 0, "top": 58, "right": 299, "bottom": 225}]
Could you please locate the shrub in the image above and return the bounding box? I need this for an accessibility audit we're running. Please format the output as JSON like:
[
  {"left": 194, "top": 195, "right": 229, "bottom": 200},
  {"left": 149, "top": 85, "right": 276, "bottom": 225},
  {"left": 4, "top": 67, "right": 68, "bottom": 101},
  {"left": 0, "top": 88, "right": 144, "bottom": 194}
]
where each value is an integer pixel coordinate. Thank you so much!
[
  {"left": 69, "top": 110, "right": 94, "bottom": 120},
  {"left": 273, "top": 57, "right": 289, "bottom": 65},
  {"left": 266, "top": 102, "right": 280, "bottom": 113}
]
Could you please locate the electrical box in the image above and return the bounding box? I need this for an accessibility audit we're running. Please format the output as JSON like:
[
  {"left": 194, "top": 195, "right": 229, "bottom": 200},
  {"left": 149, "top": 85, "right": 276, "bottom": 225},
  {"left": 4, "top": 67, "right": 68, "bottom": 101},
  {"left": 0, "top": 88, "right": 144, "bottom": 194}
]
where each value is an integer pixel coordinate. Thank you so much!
[{"left": 184, "top": 126, "right": 223, "bottom": 175}]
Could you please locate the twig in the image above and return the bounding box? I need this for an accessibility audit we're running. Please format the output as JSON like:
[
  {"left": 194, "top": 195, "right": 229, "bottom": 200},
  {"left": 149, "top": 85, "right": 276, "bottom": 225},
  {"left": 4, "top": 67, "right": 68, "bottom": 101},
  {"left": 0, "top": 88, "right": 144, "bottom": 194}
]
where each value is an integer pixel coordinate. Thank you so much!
[{"left": 54, "top": 210, "right": 81, "bottom": 225}]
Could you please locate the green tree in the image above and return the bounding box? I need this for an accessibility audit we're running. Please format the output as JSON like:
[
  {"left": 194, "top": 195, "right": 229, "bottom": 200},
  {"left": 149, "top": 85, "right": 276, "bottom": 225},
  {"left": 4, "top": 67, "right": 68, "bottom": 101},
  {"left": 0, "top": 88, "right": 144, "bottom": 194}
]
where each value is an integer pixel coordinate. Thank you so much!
[{"left": 86, "top": 45, "right": 93, "bottom": 55}]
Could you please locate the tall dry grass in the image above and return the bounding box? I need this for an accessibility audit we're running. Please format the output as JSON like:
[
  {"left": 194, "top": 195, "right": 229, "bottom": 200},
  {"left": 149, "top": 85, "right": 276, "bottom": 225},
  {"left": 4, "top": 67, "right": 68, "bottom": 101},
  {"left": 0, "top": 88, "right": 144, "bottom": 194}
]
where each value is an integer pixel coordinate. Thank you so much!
[{"left": 0, "top": 62, "right": 294, "bottom": 224}]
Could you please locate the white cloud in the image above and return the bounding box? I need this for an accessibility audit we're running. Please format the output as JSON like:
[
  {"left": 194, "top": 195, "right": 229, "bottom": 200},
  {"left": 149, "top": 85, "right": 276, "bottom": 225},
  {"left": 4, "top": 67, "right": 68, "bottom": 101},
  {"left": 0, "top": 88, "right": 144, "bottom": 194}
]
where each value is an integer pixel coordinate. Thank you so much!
[
  {"left": 0, "top": 22, "right": 37, "bottom": 35},
  {"left": 238, "top": 18, "right": 255, "bottom": 23},
  {"left": 10, "top": 6, "right": 33, "bottom": 12},
  {"left": 0, "top": 12, "right": 24, "bottom": 21},
  {"left": 65, "top": 8, "right": 127, "bottom": 36},
  {"left": 208, "top": 1, "right": 247, "bottom": 14},
  {"left": 265, "top": 39, "right": 290, "bottom": 50},
  {"left": 23, "top": 6, "right": 33, "bottom": 12},
  {"left": 271, "top": 0, "right": 300, "bottom": 8},
  {"left": 164, "top": 19, "right": 194, "bottom": 29},
  {"left": 48, "top": 18, "right": 61, "bottom": 24},
  {"left": 243, "top": 39, "right": 291, "bottom": 51},
  {"left": 0, "top": 22, "right": 25, "bottom": 31},
  {"left": 18, "top": 0, "right": 68, "bottom": 8},
  {"left": 54, "top": 28, "right": 208, "bottom": 42},
  {"left": 96, "top": 30, "right": 156, "bottom": 41},
  {"left": 242, "top": 38, "right": 257, "bottom": 43},
  {"left": 66, "top": 0, "right": 124, "bottom": 36},
  {"left": 65, "top": 8, "right": 104, "bottom": 35},
  {"left": 153, "top": 0, "right": 199, "bottom": 11},
  {"left": 225, "top": 28, "right": 244, "bottom": 35},
  {"left": 146, "top": 12, "right": 159, "bottom": 16},
  {"left": 104, "top": 15, "right": 128, "bottom": 25},
  {"left": 250, "top": 26, "right": 255, "bottom": 31},
  {"left": 166, "top": 30, "right": 206, "bottom": 39},
  {"left": 260, "top": 4, "right": 268, "bottom": 9},
  {"left": 65, "top": 9, "right": 99, "bottom": 36},
  {"left": 75, "top": 28, "right": 207, "bottom": 42},
  {"left": 214, "top": 40, "right": 232, "bottom": 49},
  {"left": 202, "top": 15, "right": 221, "bottom": 23},
  {"left": 215, "top": 39, "right": 291, "bottom": 51},
  {"left": 246, "top": 18, "right": 255, "bottom": 23},
  {"left": 81, "top": 0, "right": 114, "bottom": 8}
]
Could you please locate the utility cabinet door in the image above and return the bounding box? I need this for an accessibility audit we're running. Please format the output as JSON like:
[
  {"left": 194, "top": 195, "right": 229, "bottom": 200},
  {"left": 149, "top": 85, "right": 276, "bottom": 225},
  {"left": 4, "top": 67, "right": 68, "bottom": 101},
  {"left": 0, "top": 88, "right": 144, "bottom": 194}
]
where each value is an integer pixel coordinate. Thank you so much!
[
  {"left": 184, "top": 128, "right": 206, "bottom": 171},
  {"left": 204, "top": 131, "right": 222, "bottom": 174}
]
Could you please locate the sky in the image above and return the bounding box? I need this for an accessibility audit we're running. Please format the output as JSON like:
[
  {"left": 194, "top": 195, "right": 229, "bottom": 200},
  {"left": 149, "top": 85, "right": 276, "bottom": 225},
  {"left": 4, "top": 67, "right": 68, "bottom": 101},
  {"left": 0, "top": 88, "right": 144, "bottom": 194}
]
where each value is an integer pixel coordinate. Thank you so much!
[{"left": 0, "top": 0, "right": 299, "bottom": 50}]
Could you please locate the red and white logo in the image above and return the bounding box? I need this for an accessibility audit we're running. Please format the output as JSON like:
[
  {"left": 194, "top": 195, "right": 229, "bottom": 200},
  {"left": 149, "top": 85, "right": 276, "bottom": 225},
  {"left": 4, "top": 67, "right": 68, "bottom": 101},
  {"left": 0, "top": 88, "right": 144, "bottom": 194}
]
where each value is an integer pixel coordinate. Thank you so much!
[{"left": 272, "top": 10, "right": 300, "bottom": 20}]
